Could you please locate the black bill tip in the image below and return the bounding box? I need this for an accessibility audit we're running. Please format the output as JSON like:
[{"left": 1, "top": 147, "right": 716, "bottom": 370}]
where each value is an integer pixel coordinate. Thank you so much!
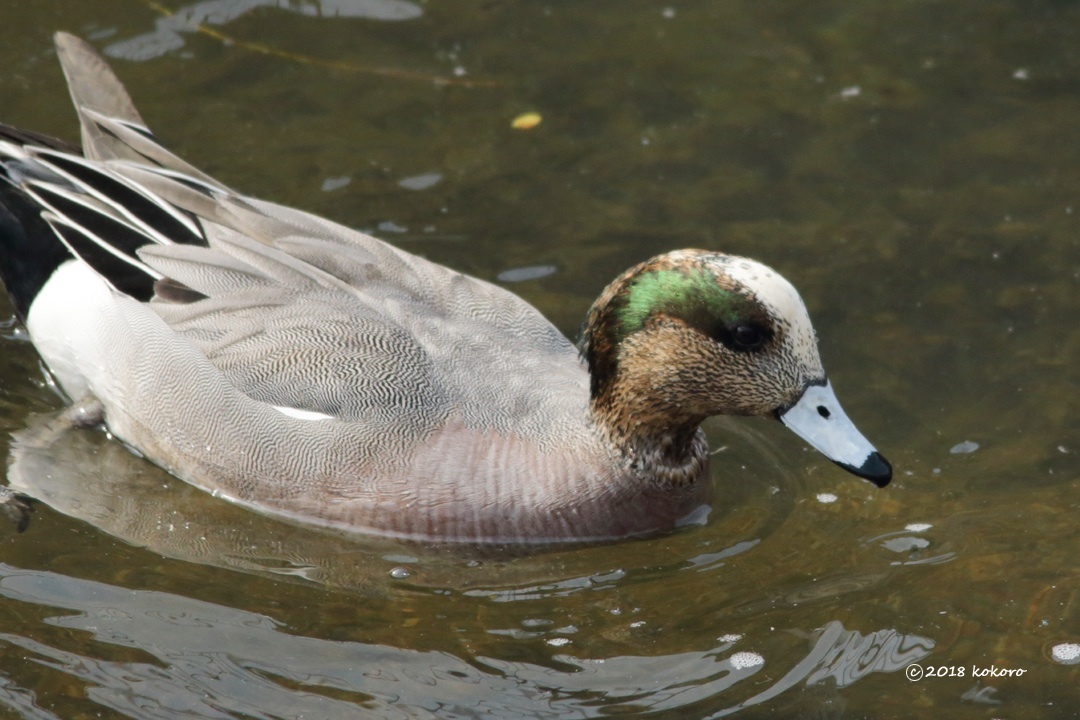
[{"left": 837, "top": 451, "right": 892, "bottom": 488}]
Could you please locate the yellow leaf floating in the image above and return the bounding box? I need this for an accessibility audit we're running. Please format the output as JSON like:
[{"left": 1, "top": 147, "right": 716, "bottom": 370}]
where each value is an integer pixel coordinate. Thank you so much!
[{"left": 511, "top": 112, "right": 542, "bottom": 130}]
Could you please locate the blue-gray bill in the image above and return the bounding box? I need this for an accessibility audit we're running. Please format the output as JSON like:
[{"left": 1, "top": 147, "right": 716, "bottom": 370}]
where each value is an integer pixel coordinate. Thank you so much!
[{"left": 776, "top": 380, "right": 892, "bottom": 488}]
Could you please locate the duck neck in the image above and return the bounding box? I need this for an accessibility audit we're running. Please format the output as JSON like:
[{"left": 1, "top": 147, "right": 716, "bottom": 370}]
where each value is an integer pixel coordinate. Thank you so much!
[
  {"left": 580, "top": 258, "right": 713, "bottom": 486},
  {"left": 590, "top": 386, "right": 710, "bottom": 487}
]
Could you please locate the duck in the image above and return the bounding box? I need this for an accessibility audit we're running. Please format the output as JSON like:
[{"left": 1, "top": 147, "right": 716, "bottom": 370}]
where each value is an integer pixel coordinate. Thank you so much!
[{"left": 0, "top": 33, "right": 890, "bottom": 544}]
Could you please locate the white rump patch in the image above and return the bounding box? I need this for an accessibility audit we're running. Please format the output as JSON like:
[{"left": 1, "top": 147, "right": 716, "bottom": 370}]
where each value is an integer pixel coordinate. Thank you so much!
[{"left": 26, "top": 259, "right": 117, "bottom": 400}]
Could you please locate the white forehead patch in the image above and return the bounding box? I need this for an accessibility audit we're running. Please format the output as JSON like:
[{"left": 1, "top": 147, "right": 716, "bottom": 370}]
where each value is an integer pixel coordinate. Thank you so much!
[{"left": 706, "top": 255, "right": 822, "bottom": 372}]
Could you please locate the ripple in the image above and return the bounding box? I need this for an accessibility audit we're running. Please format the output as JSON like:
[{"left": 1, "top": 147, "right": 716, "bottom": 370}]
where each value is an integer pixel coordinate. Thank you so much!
[
  {"left": 0, "top": 565, "right": 935, "bottom": 718},
  {"left": 106, "top": 0, "right": 423, "bottom": 61}
]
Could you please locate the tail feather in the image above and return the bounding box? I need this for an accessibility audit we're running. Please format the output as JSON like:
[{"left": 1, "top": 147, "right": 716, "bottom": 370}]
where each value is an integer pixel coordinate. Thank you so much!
[
  {"left": 49, "top": 219, "right": 157, "bottom": 300},
  {"left": 0, "top": 123, "right": 80, "bottom": 154},
  {"left": 27, "top": 180, "right": 163, "bottom": 270},
  {"left": 51, "top": 31, "right": 227, "bottom": 189},
  {"left": 54, "top": 31, "right": 147, "bottom": 162},
  {"left": 0, "top": 178, "right": 71, "bottom": 321},
  {"left": 81, "top": 109, "right": 227, "bottom": 190},
  {"left": 33, "top": 149, "right": 206, "bottom": 245},
  {"left": 1, "top": 35, "right": 220, "bottom": 319}
]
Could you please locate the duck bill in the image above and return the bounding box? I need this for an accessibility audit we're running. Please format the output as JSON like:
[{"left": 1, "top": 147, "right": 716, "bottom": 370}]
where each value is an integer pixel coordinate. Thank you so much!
[{"left": 777, "top": 380, "right": 892, "bottom": 487}]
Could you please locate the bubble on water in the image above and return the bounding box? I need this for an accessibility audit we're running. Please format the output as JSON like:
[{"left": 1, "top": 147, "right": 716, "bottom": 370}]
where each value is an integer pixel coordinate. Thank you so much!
[
  {"left": 905, "top": 523, "right": 932, "bottom": 532},
  {"left": 546, "top": 637, "right": 572, "bottom": 647},
  {"left": 497, "top": 265, "right": 558, "bottom": 283},
  {"left": 321, "top": 176, "right": 351, "bottom": 192},
  {"left": 950, "top": 441, "right": 979, "bottom": 454},
  {"left": 730, "top": 651, "right": 764, "bottom": 670},
  {"left": 377, "top": 220, "right": 408, "bottom": 233},
  {"left": 1051, "top": 643, "right": 1080, "bottom": 664},
  {"left": 816, "top": 493, "right": 838, "bottom": 504},
  {"left": 717, "top": 633, "right": 742, "bottom": 643},
  {"left": 398, "top": 172, "right": 442, "bottom": 190},
  {"left": 389, "top": 567, "right": 411, "bottom": 579}
]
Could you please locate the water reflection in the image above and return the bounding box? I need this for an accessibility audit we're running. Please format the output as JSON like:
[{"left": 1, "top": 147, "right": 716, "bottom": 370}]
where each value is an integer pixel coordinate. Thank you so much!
[
  {"left": 0, "top": 564, "right": 932, "bottom": 718},
  {"left": 6, "top": 411, "right": 430, "bottom": 593},
  {"left": 104, "top": 0, "right": 423, "bottom": 61},
  {"left": 863, "top": 527, "right": 957, "bottom": 567},
  {"left": 1, "top": 412, "right": 939, "bottom": 716},
  {"left": 5, "top": 410, "right": 785, "bottom": 593},
  {"left": 711, "top": 622, "right": 934, "bottom": 718}
]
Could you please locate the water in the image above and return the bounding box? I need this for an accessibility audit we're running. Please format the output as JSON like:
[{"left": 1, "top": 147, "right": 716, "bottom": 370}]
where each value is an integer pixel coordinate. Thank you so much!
[{"left": 1, "top": 0, "right": 1079, "bottom": 717}]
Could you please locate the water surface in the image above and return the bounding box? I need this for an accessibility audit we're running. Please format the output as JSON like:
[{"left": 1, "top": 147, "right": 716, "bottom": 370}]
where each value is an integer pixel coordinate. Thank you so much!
[{"left": 1, "top": 1, "right": 1079, "bottom": 717}]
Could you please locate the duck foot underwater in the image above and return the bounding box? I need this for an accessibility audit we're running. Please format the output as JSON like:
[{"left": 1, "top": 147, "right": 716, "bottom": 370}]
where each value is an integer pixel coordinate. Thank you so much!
[
  {"left": 0, "top": 33, "right": 890, "bottom": 544},
  {"left": 0, "top": 487, "right": 34, "bottom": 533}
]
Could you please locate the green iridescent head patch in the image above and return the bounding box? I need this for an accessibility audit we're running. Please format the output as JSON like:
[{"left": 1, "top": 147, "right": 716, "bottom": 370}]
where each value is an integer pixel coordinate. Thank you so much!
[{"left": 616, "top": 266, "right": 754, "bottom": 340}]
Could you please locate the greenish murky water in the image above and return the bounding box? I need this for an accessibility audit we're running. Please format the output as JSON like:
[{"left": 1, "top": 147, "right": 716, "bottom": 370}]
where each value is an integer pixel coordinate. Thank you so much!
[{"left": 2, "top": 1, "right": 1080, "bottom": 717}]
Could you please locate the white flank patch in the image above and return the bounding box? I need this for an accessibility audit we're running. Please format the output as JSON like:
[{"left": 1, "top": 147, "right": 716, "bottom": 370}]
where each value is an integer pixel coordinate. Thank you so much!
[{"left": 272, "top": 405, "right": 334, "bottom": 422}]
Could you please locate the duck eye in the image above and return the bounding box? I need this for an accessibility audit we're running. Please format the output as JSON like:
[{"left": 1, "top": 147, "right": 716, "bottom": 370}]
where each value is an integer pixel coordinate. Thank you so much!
[
  {"left": 702, "top": 315, "right": 773, "bottom": 352},
  {"left": 731, "top": 323, "right": 768, "bottom": 351}
]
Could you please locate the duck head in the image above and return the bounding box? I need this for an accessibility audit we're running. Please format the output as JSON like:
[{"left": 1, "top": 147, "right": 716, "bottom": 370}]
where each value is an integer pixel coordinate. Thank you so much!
[{"left": 581, "top": 249, "right": 891, "bottom": 487}]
